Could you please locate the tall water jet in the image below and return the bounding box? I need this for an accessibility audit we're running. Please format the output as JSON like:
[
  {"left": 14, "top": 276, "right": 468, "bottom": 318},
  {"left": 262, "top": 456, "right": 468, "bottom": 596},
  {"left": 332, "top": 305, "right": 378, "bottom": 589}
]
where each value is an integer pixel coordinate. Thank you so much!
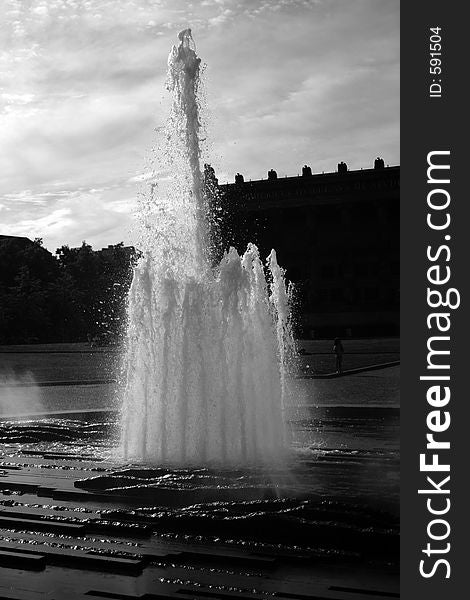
[{"left": 121, "top": 30, "right": 294, "bottom": 465}]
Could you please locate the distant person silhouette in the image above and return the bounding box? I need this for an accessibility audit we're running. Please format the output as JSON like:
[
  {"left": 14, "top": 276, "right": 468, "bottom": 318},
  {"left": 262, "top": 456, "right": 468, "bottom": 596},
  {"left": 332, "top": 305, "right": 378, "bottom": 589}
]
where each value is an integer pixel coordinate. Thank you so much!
[{"left": 333, "top": 337, "right": 344, "bottom": 374}]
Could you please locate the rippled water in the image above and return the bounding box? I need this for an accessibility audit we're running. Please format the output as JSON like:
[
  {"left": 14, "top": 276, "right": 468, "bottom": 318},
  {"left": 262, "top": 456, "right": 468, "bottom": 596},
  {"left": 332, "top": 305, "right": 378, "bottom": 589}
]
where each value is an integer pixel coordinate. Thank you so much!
[{"left": 0, "top": 412, "right": 399, "bottom": 563}]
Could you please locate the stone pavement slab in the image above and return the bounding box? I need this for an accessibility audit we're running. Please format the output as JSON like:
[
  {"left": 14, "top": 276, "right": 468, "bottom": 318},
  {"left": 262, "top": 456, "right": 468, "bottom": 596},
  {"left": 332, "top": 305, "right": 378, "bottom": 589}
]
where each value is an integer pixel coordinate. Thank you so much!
[{"left": 0, "top": 448, "right": 399, "bottom": 600}]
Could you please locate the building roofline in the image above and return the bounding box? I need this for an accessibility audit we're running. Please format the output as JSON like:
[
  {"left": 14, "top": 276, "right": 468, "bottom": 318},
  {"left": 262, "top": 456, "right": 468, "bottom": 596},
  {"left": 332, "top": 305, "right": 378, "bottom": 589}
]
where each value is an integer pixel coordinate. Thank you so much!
[{"left": 220, "top": 164, "right": 400, "bottom": 188}]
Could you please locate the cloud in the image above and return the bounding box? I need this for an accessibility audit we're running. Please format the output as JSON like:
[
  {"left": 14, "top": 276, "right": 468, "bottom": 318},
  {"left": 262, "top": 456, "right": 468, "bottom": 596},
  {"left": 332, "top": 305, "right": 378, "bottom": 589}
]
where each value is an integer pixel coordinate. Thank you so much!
[
  {"left": 1, "top": 186, "right": 137, "bottom": 252},
  {"left": 1, "top": 0, "right": 399, "bottom": 250},
  {"left": 208, "top": 8, "right": 234, "bottom": 27}
]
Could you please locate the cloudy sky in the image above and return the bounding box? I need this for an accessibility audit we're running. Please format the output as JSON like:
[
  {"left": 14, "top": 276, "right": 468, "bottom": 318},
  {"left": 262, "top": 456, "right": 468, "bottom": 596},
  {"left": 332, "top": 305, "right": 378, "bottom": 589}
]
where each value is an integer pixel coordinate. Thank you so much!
[{"left": 0, "top": 0, "right": 399, "bottom": 253}]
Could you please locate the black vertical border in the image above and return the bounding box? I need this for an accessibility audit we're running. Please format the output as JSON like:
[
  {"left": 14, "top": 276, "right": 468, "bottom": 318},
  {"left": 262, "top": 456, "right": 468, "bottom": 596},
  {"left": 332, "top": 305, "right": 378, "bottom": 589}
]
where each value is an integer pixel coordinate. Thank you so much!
[{"left": 401, "top": 3, "right": 467, "bottom": 598}]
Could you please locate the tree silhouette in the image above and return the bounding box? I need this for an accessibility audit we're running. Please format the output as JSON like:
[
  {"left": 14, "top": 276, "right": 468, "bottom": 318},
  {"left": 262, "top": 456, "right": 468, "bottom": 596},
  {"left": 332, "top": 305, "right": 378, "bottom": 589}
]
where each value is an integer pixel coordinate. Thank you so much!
[{"left": 0, "top": 237, "right": 135, "bottom": 344}]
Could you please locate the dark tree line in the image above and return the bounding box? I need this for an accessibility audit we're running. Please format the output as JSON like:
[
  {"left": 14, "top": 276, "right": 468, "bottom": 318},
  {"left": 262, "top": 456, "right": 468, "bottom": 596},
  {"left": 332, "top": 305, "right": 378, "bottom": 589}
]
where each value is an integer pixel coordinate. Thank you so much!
[{"left": 0, "top": 237, "right": 136, "bottom": 345}]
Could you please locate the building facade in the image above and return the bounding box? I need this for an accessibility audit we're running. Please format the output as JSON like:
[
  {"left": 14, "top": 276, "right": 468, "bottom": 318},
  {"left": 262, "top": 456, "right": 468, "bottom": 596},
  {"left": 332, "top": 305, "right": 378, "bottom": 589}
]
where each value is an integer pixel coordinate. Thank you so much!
[{"left": 219, "top": 159, "right": 399, "bottom": 338}]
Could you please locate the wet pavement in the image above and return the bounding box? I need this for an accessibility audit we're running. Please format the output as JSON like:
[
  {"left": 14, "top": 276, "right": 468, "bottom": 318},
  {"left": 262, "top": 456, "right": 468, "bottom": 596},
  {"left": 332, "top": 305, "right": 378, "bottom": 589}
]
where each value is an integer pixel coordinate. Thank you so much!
[{"left": 0, "top": 343, "right": 399, "bottom": 599}]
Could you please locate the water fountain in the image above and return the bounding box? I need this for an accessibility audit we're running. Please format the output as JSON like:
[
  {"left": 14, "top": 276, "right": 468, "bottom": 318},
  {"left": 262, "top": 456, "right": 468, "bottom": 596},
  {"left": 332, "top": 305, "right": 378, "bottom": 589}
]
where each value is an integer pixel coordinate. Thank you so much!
[
  {"left": 0, "top": 30, "right": 399, "bottom": 599},
  {"left": 120, "top": 29, "right": 294, "bottom": 464}
]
